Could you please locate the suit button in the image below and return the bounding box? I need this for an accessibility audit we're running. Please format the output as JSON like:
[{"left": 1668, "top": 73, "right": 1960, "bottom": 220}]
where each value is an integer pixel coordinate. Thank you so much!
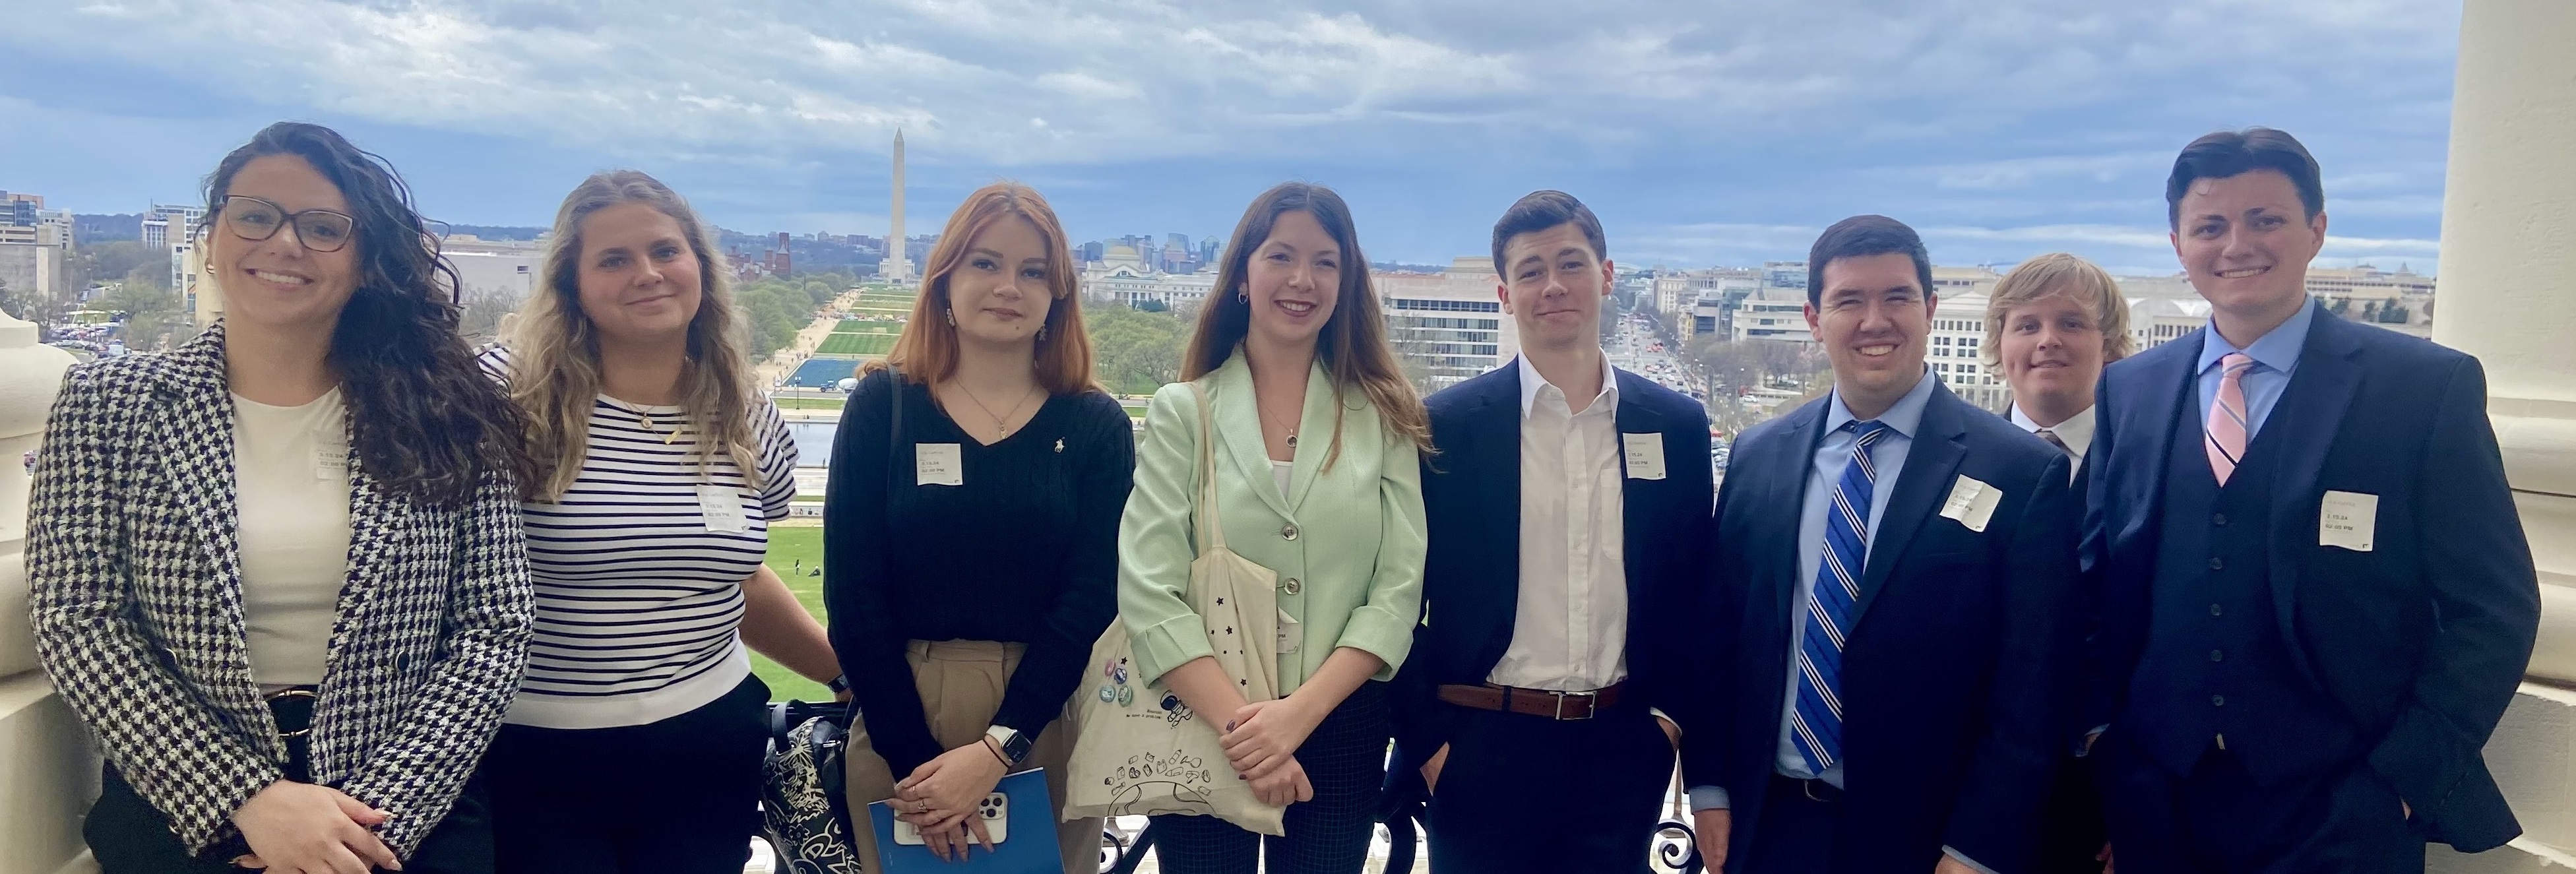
[
  {"left": 2209, "top": 650, "right": 2225, "bottom": 662},
  {"left": 2211, "top": 695, "right": 2226, "bottom": 706},
  {"left": 1281, "top": 524, "right": 1299, "bottom": 541},
  {"left": 2208, "top": 557, "right": 2225, "bottom": 571},
  {"left": 2213, "top": 513, "right": 2228, "bottom": 526},
  {"left": 1283, "top": 578, "right": 1302, "bottom": 594},
  {"left": 2209, "top": 604, "right": 2224, "bottom": 617}
]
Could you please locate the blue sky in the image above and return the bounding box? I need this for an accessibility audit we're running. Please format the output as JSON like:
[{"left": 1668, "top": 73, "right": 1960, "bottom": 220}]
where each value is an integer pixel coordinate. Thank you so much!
[{"left": 1, "top": 0, "right": 2459, "bottom": 275}]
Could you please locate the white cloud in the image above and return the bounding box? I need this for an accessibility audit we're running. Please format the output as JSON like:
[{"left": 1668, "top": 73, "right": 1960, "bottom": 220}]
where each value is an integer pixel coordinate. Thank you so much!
[{"left": 3, "top": 0, "right": 2461, "bottom": 170}]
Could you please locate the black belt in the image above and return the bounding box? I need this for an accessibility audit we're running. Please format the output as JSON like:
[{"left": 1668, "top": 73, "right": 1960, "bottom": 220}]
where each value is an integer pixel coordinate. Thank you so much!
[
  {"left": 1771, "top": 772, "right": 1842, "bottom": 803},
  {"left": 266, "top": 685, "right": 319, "bottom": 781}
]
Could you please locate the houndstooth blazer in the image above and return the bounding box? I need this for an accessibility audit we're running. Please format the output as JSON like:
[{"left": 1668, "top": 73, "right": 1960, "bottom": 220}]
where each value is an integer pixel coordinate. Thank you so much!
[{"left": 26, "top": 323, "right": 534, "bottom": 857}]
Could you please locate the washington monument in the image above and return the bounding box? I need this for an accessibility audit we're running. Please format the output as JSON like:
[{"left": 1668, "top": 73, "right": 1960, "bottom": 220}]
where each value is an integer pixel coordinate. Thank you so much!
[{"left": 884, "top": 130, "right": 910, "bottom": 281}]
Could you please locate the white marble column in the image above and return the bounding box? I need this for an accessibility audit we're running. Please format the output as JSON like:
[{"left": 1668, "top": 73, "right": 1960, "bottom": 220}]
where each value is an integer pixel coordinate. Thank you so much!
[
  {"left": 0, "top": 308, "right": 92, "bottom": 874},
  {"left": 2427, "top": 0, "right": 2576, "bottom": 869}
]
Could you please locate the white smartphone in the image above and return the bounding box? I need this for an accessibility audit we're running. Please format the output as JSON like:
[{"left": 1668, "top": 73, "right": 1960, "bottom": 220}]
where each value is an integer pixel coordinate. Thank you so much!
[{"left": 891, "top": 792, "right": 1009, "bottom": 846}]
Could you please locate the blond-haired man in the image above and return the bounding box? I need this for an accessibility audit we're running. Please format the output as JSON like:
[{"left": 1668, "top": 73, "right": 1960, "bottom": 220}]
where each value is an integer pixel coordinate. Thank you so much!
[
  {"left": 1982, "top": 253, "right": 2135, "bottom": 474},
  {"left": 1983, "top": 253, "right": 2133, "bottom": 873}
]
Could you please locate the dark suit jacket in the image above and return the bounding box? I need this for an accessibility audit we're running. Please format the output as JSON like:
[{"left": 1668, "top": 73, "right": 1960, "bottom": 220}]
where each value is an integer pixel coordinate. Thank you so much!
[
  {"left": 1690, "top": 380, "right": 2079, "bottom": 874},
  {"left": 1389, "top": 363, "right": 1715, "bottom": 776},
  {"left": 2082, "top": 303, "right": 2538, "bottom": 851}
]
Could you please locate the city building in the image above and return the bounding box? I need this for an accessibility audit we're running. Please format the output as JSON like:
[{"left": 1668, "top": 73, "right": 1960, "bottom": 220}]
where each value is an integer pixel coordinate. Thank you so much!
[
  {"left": 443, "top": 234, "right": 546, "bottom": 303},
  {"left": 0, "top": 193, "right": 70, "bottom": 302},
  {"left": 1731, "top": 286, "right": 1813, "bottom": 344},
  {"left": 1371, "top": 257, "right": 1517, "bottom": 388},
  {"left": 1079, "top": 245, "right": 1218, "bottom": 309}
]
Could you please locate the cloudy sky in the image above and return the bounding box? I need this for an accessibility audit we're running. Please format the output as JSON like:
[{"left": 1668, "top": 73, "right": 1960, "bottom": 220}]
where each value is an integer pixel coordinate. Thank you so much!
[{"left": 2, "top": 0, "right": 2459, "bottom": 274}]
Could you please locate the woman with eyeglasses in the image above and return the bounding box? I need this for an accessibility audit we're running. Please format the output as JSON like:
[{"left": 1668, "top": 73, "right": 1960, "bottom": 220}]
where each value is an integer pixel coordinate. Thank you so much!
[
  {"left": 477, "top": 170, "right": 840, "bottom": 873},
  {"left": 29, "top": 121, "right": 535, "bottom": 873}
]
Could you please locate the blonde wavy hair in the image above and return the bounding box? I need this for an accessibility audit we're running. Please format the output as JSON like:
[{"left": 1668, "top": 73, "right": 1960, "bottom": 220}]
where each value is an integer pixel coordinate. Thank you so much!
[
  {"left": 1980, "top": 252, "right": 2138, "bottom": 369},
  {"left": 503, "top": 170, "right": 764, "bottom": 501}
]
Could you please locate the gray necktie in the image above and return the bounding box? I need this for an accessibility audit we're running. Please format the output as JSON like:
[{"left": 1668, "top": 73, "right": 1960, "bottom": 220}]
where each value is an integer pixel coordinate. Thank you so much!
[{"left": 2035, "top": 428, "right": 2073, "bottom": 457}]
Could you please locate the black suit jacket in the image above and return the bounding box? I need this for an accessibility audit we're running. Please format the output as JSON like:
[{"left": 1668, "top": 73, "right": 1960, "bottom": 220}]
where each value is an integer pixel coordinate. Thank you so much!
[
  {"left": 2082, "top": 303, "right": 2538, "bottom": 851},
  {"left": 1389, "top": 363, "right": 1715, "bottom": 774},
  {"left": 1690, "top": 379, "right": 2079, "bottom": 874}
]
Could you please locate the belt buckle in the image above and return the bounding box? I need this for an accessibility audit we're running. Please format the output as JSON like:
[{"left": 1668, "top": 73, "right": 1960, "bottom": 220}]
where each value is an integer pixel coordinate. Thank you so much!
[
  {"left": 264, "top": 688, "right": 317, "bottom": 739},
  {"left": 1553, "top": 689, "right": 1596, "bottom": 721}
]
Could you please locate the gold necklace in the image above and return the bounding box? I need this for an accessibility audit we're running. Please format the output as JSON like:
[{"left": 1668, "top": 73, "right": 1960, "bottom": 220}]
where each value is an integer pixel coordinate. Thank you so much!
[
  {"left": 636, "top": 408, "right": 683, "bottom": 445},
  {"left": 958, "top": 383, "right": 1041, "bottom": 438}
]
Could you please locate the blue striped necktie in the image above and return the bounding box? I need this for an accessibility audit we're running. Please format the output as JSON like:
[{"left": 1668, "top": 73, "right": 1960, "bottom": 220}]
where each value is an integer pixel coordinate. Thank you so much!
[{"left": 1792, "top": 419, "right": 1892, "bottom": 775}]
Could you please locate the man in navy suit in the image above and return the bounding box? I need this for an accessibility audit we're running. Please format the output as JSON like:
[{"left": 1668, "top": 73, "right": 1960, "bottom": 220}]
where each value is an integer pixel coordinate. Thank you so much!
[
  {"left": 2083, "top": 127, "right": 2538, "bottom": 873},
  {"left": 1685, "top": 215, "right": 2081, "bottom": 874},
  {"left": 1390, "top": 190, "right": 1713, "bottom": 873}
]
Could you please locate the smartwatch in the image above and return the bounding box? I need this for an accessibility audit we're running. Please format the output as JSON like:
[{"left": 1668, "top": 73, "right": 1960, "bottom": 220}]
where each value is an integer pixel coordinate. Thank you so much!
[
  {"left": 986, "top": 726, "right": 1033, "bottom": 768},
  {"left": 827, "top": 675, "right": 849, "bottom": 694}
]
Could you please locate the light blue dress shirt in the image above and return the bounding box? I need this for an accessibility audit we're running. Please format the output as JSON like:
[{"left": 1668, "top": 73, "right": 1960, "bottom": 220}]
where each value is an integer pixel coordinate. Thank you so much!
[
  {"left": 1690, "top": 370, "right": 1993, "bottom": 874},
  {"left": 2195, "top": 300, "right": 2315, "bottom": 445},
  {"left": 1688, "top": 368, "right": 1937, "bottom": 811}
]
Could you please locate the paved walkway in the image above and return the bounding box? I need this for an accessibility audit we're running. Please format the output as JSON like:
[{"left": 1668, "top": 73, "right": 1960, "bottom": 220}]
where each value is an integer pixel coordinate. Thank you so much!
[{"left": 755, "top": 290, "right": 869, "bottom": 387}]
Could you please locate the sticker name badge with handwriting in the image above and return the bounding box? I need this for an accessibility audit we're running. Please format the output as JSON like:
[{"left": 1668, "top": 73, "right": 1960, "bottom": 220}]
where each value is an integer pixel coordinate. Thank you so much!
[
  {"left": 2319, "top": 490, "right": 2377, "bottom": 552},
  {"left": 916, "top": 443, "right": 964, "bottom": 486},
  {"left": 697, "top": 484, "right": 749, "bottom": 534},
  {"left": 314, "top": 445, "right": 349, "bottom": 480},
  {"left": 1939, "top": 474, "right": 2003, "bottom": 533},
  {"left": 1622, "top": 433, "right": 1667, "bottom": 480}
]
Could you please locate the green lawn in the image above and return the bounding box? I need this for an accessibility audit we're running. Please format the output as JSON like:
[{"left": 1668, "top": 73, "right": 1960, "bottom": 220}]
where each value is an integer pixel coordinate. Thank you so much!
[
  {"left": 833, "top": 320, "right": 904, "bottom": 334},
  {"left": 774, "top": 396, "right": 849, "bottom": 410},
  {"left": 817, "top": 333, "right": 898, "bottom": 356},
  {"left": 752, "top": 526, "right": 835, "bottom": 702}
]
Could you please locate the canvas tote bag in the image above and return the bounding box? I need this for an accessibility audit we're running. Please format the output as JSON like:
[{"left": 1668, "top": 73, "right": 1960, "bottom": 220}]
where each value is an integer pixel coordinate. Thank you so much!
[{"left": 1064, "top": 380, "right": 1287, "bottom": 834}]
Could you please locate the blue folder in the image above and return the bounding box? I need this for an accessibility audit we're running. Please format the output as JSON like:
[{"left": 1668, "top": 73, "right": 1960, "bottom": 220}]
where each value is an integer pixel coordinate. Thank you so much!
[{"left": 866, "top": 768, "right": 1063, "bottom": 874}]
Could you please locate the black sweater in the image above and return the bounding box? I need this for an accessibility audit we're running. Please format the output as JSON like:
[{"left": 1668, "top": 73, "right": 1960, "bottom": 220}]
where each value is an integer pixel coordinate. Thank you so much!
[{"left": 823, "top": 369, "right": 1135, "bottom": 777}]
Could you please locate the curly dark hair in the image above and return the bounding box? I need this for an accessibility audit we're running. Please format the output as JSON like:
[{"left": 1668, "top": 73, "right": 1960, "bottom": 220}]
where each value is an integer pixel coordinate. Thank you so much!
[{"left": 201, "top": 121, "right": 534, "bottom": 506}]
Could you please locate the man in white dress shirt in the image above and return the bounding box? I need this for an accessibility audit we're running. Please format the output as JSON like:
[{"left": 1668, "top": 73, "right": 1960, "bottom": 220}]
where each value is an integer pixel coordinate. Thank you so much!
[
  {"left": 1393, "top": 191, "right": 1715, "bottom": 873},
  {"left": 1985, "top": 253, "right": 2135, "bottom": 475},
  {"left": 1982, "top": 252, "right": 2133, "bottom": 874}
]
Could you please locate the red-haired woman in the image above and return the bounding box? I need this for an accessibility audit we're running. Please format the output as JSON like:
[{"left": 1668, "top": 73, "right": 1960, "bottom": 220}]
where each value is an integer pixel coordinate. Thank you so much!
[{"left": 825, "top": 181, "right": 1133, "bottom": 872}]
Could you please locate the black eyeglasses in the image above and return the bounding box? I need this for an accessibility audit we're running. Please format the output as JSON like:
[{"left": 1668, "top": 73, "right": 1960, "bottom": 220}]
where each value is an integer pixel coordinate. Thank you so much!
[{"left": 218, "top": 195, "right": 356, "bottom": 253}]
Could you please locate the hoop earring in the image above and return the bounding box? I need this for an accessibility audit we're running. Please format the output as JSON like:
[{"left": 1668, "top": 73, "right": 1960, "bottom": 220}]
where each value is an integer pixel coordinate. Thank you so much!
[{"left": 1237, "top": 290, "right": 1249, "bottom": 303}]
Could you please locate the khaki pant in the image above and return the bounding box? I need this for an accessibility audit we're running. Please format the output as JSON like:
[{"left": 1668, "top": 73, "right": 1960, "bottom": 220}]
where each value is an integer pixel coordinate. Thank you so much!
[{"left": 844, "top": 640, "right": 1098, "bottom": 874}]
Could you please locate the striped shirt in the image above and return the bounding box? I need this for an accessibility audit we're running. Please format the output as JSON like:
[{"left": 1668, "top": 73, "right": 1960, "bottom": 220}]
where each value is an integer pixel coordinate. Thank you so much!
[{"left": 479, "top": 347, "right": 798, "bottom": 729}]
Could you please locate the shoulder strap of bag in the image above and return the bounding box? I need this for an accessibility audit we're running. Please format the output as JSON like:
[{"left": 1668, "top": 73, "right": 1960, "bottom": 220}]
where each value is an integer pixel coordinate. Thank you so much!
[
  {"left": 1187, "top": 380, "right": 1226, "bottom": 554},
  {"left": 884, "top": 365, "right": 905, "bottom": 485}
]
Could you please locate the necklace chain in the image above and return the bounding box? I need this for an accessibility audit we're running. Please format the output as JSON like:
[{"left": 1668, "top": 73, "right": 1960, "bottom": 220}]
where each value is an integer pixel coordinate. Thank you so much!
[{"left": 959, "top": 383, "right": 1041, "bottom": 437}]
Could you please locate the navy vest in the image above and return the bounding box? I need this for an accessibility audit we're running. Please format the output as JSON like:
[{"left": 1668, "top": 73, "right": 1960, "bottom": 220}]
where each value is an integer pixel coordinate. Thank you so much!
[{"left": 2120, "top": 394, "right": 2361, "bottom": 783}]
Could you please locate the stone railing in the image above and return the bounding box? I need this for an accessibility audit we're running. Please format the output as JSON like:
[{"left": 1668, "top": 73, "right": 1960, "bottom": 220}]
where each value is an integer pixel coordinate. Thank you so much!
[{"left": 0, "top": 307, "right": 92, "bottom": 874}]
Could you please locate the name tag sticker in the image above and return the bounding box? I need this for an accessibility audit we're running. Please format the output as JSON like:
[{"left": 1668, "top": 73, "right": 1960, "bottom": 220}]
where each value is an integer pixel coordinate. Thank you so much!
[
  {"left": 2319, "top": 491, "right": 2378, "bottom": 551},
  {"left": 1622, "top": 433, "right": 1667, "bottom": 480},
  {"left": 313, "top": 445, "right": 349, "bottom": 480},
  {"left": 1940, "top": 474, "right": 2003, "bottom": 533},
  {"left": 916, "top": 443, "right": 964, "bottom": 486},
  {"left": 1277, "top": 609, "right": 1304, "bottom": 655},
  {"left": 697, "top": 484, "right": 749, "bottom": 534}
]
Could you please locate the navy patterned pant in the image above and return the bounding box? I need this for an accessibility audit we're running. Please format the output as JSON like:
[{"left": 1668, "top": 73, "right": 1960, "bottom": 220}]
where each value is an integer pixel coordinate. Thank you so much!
[{"left": 1149, "top": 681, "right": 1391, "bottom": 874}]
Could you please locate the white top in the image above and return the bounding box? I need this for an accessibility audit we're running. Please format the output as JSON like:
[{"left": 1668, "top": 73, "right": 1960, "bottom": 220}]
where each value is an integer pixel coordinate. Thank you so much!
[
  {"left": 2009, "top": 403, "right": 2096, "bottom": 480},
  {"left": 478, "top": 348, "right": 799, "bottom": 730},
  {"left": 232, "top": 389, "right": 354, "bottom": 688},
  {"left": 1488, "top": 352, "right": 1629, "bottom": 693},
  {"left": 1271, "top": 460, "right": 1294, "bottom": 501}
]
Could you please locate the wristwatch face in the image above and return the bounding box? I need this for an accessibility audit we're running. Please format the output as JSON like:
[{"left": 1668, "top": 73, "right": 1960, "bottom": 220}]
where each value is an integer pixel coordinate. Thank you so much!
[{"left": 1001, "top": 731, "right": 1034, "bottom": 766}]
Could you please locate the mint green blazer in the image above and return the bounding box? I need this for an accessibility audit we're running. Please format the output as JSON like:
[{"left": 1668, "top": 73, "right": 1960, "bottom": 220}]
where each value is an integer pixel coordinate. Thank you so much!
[{"left": 1115, "top": 350, "right": 1427, "bottom": 693}]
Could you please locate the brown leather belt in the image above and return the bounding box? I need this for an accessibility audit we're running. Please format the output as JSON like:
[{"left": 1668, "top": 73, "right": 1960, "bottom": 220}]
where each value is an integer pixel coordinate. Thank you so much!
[{"left": 1437, "top": 682, "right": 1624, "bottom": 720}]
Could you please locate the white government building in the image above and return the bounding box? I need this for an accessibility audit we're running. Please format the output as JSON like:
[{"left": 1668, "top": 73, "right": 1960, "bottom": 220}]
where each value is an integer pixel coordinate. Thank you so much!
[{"left": 3, "top": 3, "right": 2574, "bottom": 870}]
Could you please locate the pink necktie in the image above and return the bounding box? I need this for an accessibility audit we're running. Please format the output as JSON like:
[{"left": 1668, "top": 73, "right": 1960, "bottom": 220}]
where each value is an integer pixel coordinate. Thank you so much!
[{"left": 2205, "top": 352, "right": 2254, "bottom": 485}]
